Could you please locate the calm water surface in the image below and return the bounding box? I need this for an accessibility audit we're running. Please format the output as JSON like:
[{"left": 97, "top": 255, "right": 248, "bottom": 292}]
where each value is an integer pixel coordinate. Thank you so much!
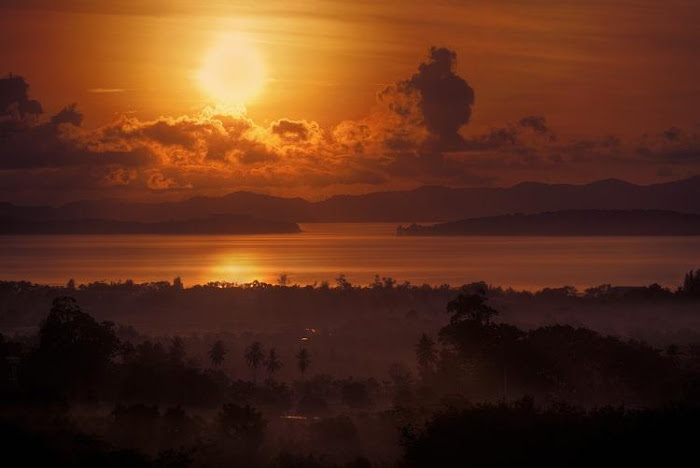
[{"left": 1, "top": 223, "right": 699, "bottom": 290}]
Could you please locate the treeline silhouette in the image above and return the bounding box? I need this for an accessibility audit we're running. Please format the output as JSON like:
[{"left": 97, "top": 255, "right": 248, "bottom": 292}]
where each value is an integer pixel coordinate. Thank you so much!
[
  {"left": 3, "top": 271, "right": 699, "bottom": 332},
  {"left": 1, "top": 280, "right": 699, "bottom": 466},
  {"left": 7, "top": 268, "right": 700, "bottom": 297},
  {"left": 401, "top": 400, "right": 699, "bottom": 467},
  {"left": 411, "top": 292, "right": 698, "bottom": 407},
  {"left": 3, "top": 272, "right": 699, "bottom": 366}
]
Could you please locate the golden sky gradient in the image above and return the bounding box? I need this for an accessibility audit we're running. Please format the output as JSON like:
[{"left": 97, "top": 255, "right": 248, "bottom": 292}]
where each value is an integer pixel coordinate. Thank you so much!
[{"left": 1, "top": 0, "right": 699, "bottom": 203}]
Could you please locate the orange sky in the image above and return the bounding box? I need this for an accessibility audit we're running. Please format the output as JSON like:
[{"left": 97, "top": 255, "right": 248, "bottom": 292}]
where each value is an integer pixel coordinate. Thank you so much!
[{"left": 1, "top": 1, "right": 699, "bottom": 203}]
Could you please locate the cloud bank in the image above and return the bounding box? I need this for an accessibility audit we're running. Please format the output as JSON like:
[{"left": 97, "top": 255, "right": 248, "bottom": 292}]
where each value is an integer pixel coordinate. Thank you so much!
[{"left": 1, "top": 48, "right": 698, "bottom": 204}]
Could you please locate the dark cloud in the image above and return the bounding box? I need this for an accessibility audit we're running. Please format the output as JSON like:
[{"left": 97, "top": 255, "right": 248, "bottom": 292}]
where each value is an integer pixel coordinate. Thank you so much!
[
  {"left": 401, "top": 47, "right": 475, "bottom": 149},
  {"left": 97, "top": 116, "right": 207, "bottom": 150},
  {"left": 50, "top": 104, "right": 83, "bottom": 126},
  {"left": 386, "top": 150, "right": 494, "bottom": 186},
  {"left": 636, "top": 128, "right": 700, "bottom": 164},
  {"left": 140, "top": 120, "right": 199, "bottom": 148},
  {"left": 0, "top": 76, "right": 152, "bottom": 172},
  {"left": 519, "top": 116, "right": 549, "bottom": 134},
  {"left": 0, "top": 74, "right": 42, "bottom": 120},
  {"left": 235, "top": 143, "right": 279, "bottom": 165},
  {"left": 102, "top": 167, "right": 135, "bottom": 186},
  {"left": 271, "top": 119, "right": 312, "bottom": 141},
  {"left": 336, "top": 47, "right": 479, "bottom": 184},
  {"left": 147, "top": 172, "right": 192, "bottom": 191},
  {"left": 0, "top": 109, "right": 151, "bottom": 170},
  {"left": 662, "top": 127, "right": 683, "bottom": 142},
  {"left": 1, "top": 54, "right": 699, "bottom": 204},
  {"left": 463, "top": 115, "right": 556, "bottom": 152}
]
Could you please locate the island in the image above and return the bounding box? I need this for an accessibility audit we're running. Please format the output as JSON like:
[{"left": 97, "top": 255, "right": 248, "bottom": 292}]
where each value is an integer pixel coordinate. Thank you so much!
[
  {"left": 0, "top": 214, "right": 301, "bottom": 235},
  {"left": 397, "top": 210, "right": 700, "bottom": 236}
]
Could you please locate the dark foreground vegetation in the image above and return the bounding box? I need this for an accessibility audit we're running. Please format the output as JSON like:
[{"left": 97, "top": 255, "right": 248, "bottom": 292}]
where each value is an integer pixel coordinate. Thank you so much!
[{"left": 1, "top": 270, "right": 699, "bottom": 466}]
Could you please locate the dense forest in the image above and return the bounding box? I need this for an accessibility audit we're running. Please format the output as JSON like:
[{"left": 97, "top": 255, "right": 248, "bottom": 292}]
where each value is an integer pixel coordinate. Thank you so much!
[{"left": 1, "top": 271, "right": 699, "bottom": 466}]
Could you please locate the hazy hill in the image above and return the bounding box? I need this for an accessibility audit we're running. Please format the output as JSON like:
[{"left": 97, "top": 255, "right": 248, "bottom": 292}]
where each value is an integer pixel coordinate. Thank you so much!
[
  {"left": 1, "top": 176, "right": 698, "bottom": 223},
  {"left": 0, "top": 214, "right": 301, "bottom": 235},
  {"left": 397, "top": 210, "right": 700, "bottom": 236}
]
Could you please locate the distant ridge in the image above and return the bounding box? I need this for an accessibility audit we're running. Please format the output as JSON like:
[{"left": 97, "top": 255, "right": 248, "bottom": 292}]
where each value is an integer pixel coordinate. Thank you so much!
[
  {"left": 397, "top": 210, "right": 700, "bottom": 236},
  {"left": 0, "top": 214, "right": 301, "bottom": 235},
  {"left": 1, "top": 176, "right": 698, "bottom": 223}
]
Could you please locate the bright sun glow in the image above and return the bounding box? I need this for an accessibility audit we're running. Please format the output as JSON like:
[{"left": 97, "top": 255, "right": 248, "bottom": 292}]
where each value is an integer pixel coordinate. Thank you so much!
[
  {"left": 198, "top": 34, "right": 266, "bottom": 106},
  {"left": 209, "top": 252, "right": 266, "bottom": 284}
]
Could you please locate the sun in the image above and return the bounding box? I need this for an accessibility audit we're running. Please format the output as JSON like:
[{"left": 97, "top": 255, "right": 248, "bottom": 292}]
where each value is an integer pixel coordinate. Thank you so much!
[{"left": 197, "top": 34, "right": 266, "bottom": 106}]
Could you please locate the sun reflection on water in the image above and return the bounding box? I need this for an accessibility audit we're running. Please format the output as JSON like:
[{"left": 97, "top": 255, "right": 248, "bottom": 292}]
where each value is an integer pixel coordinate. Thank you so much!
[{"left": 209, "top": 252, "right": 267, "bottom": 284}]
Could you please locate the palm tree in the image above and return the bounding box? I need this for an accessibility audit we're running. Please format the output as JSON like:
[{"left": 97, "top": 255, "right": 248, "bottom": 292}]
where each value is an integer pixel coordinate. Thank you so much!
[
  {"left": 266, "top": 348, "right": 282, "bottom": 377},
  {"left": 415, "top": 333, "right": 437, "bottom": 378},
  {"left": 209, "top": 340, "right": 226, "bottom": 367},
  {"left": 245, "top": 341, "right": 265, "bottom": 384},
  {"left": 296, "top": 347, "right": 311, "bottom": 378}
]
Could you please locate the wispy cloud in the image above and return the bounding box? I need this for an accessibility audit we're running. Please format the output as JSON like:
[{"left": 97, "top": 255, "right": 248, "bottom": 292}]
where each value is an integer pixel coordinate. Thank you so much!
[{"left": 87, "top": 88, "right": 126, "bottom": 94}]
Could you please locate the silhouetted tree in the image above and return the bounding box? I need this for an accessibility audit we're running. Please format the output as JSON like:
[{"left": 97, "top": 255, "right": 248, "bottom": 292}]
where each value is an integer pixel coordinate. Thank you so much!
[
  {"left": 245, "top": 342, "right": 265, "bottom": 384},
  {"left": 168, "top": 336, "right": 185, "bottom": 365},
  {"left": 277, "top": 274, "right": 289, "bottom": 287},
  {"left": 265, "top": 348, "right": 282, "bottom": 377},
  {"left": 461, "top": 281, "right": 489, "bottom": 296},
  {"left": 209, "top": 340, "right": 226, "bottom": 367},
  {"left": 173, "top": 276, "right": 184, "bottom": 290},
  {"left": 388, "top": 363, "right": 414, "bottom": 407},
  {"left": 584, "top": 284, "right": 613, "bottom": 298},
  {"left": 335, "top": 274, "right": 352, "bottom": 290},
  {"left": 36, "top": 296, "right": 118, "bottom": 396},
  {"left": 446, "top": 293, "right": 498, "bottom": 324},
  {"left": 297, "top": 347, "right": 311, "bottom": 378},
  {"left": 682, "top": 269, "right": 700, "bottom": 296},
  {"left": 536, "top": 285, "right": 578, "bottom": 299},
  {"left": 415, "top": 333, "right": 437, "bottom": 378}
]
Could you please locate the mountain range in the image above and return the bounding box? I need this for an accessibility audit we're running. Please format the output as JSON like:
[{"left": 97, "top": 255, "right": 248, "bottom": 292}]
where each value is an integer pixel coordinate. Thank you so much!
[{"left": 1, "top": 176, "right": 698, "bottom": 223}]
